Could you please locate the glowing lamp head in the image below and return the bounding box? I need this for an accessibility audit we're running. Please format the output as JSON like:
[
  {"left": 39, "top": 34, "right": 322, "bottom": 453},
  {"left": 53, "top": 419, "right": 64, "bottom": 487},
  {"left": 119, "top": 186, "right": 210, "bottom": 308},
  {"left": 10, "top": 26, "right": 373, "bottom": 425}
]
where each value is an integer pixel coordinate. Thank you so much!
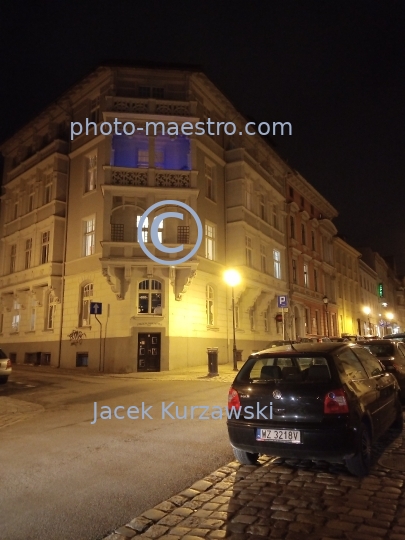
[
  {"left": 224, "top": 269, "right": 241, "bottom": 287},
  {"left": 387, "top": 312, "right": 394, "bottom": 321},
  {"left": 363, "top": 306, "right": 371, "bottom": 316}
]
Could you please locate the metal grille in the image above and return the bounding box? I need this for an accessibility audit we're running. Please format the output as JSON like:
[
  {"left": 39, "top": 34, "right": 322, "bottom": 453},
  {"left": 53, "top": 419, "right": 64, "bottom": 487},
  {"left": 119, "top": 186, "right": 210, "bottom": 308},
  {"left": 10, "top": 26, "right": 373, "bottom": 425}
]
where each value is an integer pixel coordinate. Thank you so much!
[
  {"left": 177, "top": 226, "right": 190, "bottom": 244},
  {"left": 111, "top": 223, "right": 124, "bottom": 241}
]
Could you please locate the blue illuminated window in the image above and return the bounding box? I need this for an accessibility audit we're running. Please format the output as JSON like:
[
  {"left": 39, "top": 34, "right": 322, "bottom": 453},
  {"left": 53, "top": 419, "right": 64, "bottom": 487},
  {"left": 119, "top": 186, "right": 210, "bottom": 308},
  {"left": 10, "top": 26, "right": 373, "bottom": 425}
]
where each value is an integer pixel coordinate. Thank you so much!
[
  {"left": 155, "top": 135, "right": 191, "bottom": 170},
  {"left": 112, "top": 134, "right": 149, "bottom": 168}
]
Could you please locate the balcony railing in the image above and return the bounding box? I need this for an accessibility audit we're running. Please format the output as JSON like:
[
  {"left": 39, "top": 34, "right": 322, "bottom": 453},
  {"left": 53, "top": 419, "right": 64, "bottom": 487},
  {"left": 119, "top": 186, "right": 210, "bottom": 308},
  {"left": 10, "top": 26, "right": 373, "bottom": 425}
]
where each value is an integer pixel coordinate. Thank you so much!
[
  {"left": 106, "top": 97, "right": 197, "bottom": 117},
  {"left": 104, "top": 167, "right": 195, "bottom": 188}
]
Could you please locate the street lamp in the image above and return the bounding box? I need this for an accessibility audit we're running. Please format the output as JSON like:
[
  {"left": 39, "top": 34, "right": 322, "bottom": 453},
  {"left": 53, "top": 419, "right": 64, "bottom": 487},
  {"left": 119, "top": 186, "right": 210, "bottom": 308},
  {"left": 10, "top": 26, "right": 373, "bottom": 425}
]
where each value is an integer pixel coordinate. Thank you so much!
[
  {"left": 323, "top": 295, "right": 330, "bottom": 337},
  {"left": 363, "top": 306, "right": 371, "bottom": 336},
  {"left": 224, "top": 269, "right": 241, "bottom": 371}
]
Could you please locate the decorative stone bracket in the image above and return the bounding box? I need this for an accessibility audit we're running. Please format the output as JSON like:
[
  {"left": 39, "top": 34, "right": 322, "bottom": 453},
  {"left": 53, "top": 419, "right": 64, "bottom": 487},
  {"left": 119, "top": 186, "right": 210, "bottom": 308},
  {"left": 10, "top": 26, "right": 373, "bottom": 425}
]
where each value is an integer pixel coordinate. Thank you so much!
[
  {"left": 169, "top": 265, "right": 198, "bottom": 301},
  {"left": 102, "top": 265, "right": 131, "bottom": 300}
]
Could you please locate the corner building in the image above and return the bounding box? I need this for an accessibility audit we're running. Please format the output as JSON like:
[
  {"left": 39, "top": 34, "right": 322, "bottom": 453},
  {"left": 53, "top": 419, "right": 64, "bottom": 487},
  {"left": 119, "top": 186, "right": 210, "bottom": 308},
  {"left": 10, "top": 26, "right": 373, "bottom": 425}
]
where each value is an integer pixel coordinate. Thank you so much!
[{"left": 0, "top": 64, "right": 291, "bottom": 372}]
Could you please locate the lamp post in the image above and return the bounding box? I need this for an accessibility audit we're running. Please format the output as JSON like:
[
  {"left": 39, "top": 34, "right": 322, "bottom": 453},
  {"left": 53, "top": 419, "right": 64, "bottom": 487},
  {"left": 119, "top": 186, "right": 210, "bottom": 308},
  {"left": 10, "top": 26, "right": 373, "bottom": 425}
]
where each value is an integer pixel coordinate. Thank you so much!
[
  {"left": 323, "top": 295, "right": 329, "bottom": 337},
  {"left": 363, "top": 306, "right": 371, "bottom": 336},
  {"left": 224, "top": 269, "right": 241, "bottom": 371}
]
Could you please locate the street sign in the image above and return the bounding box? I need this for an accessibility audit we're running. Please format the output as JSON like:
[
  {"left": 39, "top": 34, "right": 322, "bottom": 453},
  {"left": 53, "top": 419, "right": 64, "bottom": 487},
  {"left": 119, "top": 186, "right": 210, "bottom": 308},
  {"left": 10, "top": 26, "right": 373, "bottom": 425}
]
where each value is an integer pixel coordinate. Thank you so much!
[
  {"left": 90, "top": 302, "right": 102, "bottom": 315},
  {"left": 277, "top": 295, "right": 288, "bottom": 308}
]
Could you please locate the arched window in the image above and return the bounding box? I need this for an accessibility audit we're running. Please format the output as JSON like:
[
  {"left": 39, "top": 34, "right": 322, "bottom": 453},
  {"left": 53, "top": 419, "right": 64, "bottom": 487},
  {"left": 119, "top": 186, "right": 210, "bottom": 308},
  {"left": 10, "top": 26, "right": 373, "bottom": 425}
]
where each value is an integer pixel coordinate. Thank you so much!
[
  {"left": 138, "top": 280, "right": 162, "bottom": 314},
  {"left": 80, "top": 283, "right": 93, "bottom": 326},
  {"left": 206, "top": 285, "right": 214, "bottom": 325}
]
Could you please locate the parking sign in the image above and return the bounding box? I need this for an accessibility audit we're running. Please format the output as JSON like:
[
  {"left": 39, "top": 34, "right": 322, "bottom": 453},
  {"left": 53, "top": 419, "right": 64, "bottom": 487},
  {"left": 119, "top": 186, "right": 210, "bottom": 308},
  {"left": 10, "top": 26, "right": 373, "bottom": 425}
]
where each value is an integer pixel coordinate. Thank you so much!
[{"left": 277, "top": 295, "right": 288, "bottom": 308}]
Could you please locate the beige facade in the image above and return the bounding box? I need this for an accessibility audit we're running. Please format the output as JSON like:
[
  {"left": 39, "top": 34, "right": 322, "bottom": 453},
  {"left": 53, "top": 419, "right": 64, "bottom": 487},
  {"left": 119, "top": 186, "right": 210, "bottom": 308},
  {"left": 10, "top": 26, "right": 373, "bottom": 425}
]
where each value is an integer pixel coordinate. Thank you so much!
[
  {"left": 358, "top": 259, "right": 379, "bottom": 336},
  {"left": 334, "top": 237, "right": 361, "bottom": 336},
  {"left": 0, "top": 65, "right": 290, "bottom": 372}
]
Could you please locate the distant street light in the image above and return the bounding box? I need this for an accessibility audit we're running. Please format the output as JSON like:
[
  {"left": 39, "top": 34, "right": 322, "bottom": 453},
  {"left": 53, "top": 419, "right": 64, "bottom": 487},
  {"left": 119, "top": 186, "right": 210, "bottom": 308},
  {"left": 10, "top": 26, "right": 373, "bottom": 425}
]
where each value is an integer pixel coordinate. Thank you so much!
[
  {"left": 323, "top": 295, "right": 330, "bottom": 337},
  {"left": 224, "top": 269, "right": 241, "bottom": 371}
]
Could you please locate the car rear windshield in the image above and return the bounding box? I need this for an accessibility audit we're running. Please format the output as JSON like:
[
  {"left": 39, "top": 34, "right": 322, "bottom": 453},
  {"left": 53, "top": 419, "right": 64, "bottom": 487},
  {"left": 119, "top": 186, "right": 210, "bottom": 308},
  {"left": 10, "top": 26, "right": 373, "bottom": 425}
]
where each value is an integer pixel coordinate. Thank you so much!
[
  {"left": 363, "top": 343, "right": 395, "bottom": 357},
  {"left": 0, "top": 348, "right": 8, "bottom": 359},
  {"left": 237, "top": 356, "right": 331, "bottom": 383}
]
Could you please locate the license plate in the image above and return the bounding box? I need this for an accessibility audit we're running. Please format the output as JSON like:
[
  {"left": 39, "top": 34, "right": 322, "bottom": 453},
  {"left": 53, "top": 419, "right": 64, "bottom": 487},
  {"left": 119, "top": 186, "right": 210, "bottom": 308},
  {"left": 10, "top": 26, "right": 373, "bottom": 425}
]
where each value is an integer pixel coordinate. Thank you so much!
[{"left": 256, "top": 428, "right": 301, "bottom": 443}]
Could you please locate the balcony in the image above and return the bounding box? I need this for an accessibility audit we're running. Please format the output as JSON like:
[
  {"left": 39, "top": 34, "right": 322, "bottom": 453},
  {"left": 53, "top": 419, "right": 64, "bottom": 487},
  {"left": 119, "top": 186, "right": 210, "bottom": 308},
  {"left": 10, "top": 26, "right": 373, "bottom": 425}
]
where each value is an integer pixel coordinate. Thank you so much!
[
  {"left": 106, "top": 97, "right": 197, "bottom": 117},
  {"left": 103, "top": 166, "right": 197, "bottom": 189}
]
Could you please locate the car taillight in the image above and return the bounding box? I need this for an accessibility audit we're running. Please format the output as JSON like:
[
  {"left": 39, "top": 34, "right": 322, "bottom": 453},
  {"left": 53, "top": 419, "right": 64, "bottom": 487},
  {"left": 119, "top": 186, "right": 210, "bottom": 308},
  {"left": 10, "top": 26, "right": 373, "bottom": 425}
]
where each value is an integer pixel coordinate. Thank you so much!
[
  {"left": 6, "top": 360, "right": 11, "bottom": 368},
  {"left": 228, "top": 387, "right": 241, "bottom": 410},
  {"left": 324, "top": 388, "right": 349, "bottom": 414}
]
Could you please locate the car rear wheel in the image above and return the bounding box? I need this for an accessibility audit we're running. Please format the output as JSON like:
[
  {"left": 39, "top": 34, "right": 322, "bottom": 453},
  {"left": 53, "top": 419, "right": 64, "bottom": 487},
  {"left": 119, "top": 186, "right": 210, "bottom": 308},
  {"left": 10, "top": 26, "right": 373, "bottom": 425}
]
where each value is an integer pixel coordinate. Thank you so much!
[
  {"left": 345, "top": 423, "right": 371, "bottom": 477},
  {"left": 0, "top": 376, "right": 8, "bottom": 384},
  {"left": 232, "top": 447, "right": 259, "bottom": 465}
]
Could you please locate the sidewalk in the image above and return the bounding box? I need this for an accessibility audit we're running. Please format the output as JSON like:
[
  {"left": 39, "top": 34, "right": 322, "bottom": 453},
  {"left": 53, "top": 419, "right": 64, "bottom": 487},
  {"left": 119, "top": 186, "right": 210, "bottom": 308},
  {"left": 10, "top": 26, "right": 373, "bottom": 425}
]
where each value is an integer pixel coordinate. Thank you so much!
[
  {"left": 102, "top": 425, "right": 405, "bottom": 540},
  {"left": 0, "top": 396, "right": 44, "bottom": 429}
]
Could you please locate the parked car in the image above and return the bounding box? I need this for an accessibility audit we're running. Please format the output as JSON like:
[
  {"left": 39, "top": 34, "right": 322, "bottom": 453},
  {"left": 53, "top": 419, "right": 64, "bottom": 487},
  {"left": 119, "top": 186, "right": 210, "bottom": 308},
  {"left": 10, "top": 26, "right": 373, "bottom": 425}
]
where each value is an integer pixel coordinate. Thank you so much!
[
  {"left": 227, "top": 342, "right": 403, "bottom": 476},
  {"left": 384, "top": 333, "right": 405, "bottom": 343},
  {"left": 358, "top": 339, "right": 405, "bottom": 400},
  {"left": 300, "top": 335, "right": 331, "bottom": 343},
  {"left": 264, "top": 340, "right": 297, "bottom": 348},
  {"left": 0, "top": 348, "right": 12, "bottom": 383}
]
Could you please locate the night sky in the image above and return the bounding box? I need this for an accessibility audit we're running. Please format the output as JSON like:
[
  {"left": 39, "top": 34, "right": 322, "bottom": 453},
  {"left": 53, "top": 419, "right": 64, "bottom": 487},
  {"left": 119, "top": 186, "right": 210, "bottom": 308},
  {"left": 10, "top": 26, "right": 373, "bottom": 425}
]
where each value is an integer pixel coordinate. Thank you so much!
[{"left": 1, "top": 1, "right": 404, "bottom": 272}]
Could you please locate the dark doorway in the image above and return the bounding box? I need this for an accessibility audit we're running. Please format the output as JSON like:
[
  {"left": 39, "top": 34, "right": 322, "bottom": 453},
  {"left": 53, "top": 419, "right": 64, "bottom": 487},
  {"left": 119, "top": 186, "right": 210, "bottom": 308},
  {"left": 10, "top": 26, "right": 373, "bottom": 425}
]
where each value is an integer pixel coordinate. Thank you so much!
[{"left": 137, "top": 333, "right": 161, "bottom": 371}]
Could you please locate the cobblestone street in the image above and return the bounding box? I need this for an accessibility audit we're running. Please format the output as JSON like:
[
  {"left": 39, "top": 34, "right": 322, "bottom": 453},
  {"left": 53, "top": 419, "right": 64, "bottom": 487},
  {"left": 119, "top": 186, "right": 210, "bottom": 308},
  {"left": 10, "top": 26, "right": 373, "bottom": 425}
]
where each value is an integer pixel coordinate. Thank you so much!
[{"left": 103, "top": 422, "right": 405, "bottom": 540}]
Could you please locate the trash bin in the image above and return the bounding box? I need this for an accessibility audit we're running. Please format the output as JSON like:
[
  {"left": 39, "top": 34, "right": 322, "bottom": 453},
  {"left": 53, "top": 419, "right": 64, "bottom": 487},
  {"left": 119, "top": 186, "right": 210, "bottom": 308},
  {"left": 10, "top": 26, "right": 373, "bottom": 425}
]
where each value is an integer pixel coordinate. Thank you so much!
[
  {"left": 207, "top": 347, "right": 219, "bottom": 376},
  {"left": 236, "top": 350, "right": 243, "bottom": 362}
]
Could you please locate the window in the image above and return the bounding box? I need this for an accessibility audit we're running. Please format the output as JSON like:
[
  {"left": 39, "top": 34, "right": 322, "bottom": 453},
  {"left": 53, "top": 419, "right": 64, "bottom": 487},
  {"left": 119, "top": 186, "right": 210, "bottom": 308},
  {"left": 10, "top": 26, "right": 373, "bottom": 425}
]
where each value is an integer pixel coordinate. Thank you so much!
[
  {"left": 311, "top": 230, "right": 316, "bottom": 251},
  {"left": 86, "top": 154, "right": 97, "bottom": 191},
  {"left": 12, "top": 299, "right": 20, "bottom": 332},
  {"left": 13, "top": 198, "right": 19, "bottom": 220},
  {"left": 90, "top": 97, "right": 100, "bottom": 124},
  {"left": 246, "top": 236, "right": 253, "bottom": 267},
  {"left": 205, "top": 163, "right": 215, "bottom": 201},
  {"left": 25, "top": 238, "right": 32, "bottom": 269},
  {"left": 47, "top": 293, "right": 57, "bottom": 330},
  {"left": 310, "top": 204, "right": 314, "bottom": 216},
  {"left": 28, "top": 185, "right": 35, "bottom": 212},
  {"left": 245, "top": 181, "right": 253, "bottom": 211},
  {"left": 76, "top": 353, "right": 89, "bottom": 367},
  {"left": 289, "top": 187, "right": 294, "bottom": 198},
  {"left": 290, "top": 216, "right": 295, "bottom": 239},
  {"left": 206, "top": 285, "right": 214, "bottom": 325},
  {"left": 314, "top": 268, "right": 318, "bottom": 292},
  {"left": 138, "top": 280, "right": 162, "bottom": 314},
  {"left": 305, "top": 308, "right": 310, "bottom": 333},
  {"left": 205, "top": 222, "right": 216, "bottom": 260},
  {"left": 84, "top": 218, "right": 95, "bottom": 256},
  {"left": 30, "top": 306, "right": 36, "bottom": 331},
  {"left": 249, "top": 308, "right": 255, "bottom": 331},
  {"left": 260, "top": 245, "right": 267, "bottom": 273},
  {"left": 314, "top": 310, "right": 320, "bottom": 334},
  {"left": 10, "top": 244, "right": 17, "bottom": 273},
  {"left": 264, "top": 310, "right": 269, "bottom": 332},
  {"left": 352, "top": 347, "right": 384, "bottom": 377},
  {"left": 337, "top": 349, "right": 368, "bottom": 380},
  {"left": 44, "top": 174, "right": 52, "bottom": 205},
  {"left": 41, "top": 231, "right": 50, "bottom": 263},
  {"left": 138, "top": 149, "right": 149, "bottom": 167},
  {"left": 303, "top": 264, "right": 309, "bottom": 288},
  {"left": 259, "top": 194, "right": 265, "bottom": 220},
  {"left": 273, "top": 249, "right": 281, "bottom": 279},
  {"left": 272, "top": 206, "right": 278, "bottom": 229},
  {"left": 138, "top": 86, "right": 164, "bottom": 98},
  {"left": 292, "top": 259, "right": 297, "bottom": 283},
  {"left": 111, "top": 223, "right": 124, "bottom": 241},
  {"left": 301, "top": 223, "right": 306, "bottom": 245},
  {"left": 136, "top": 215, "right": 149, "bottom": 243},
  {"left": 80, "top": 283, "right": 93, "bottom": 326},
  {"left": 177, "top": 226, "right": 189, "bottom": 244},
  {"left": 300, "top": 196, "right": 304, "bottom": 208}
]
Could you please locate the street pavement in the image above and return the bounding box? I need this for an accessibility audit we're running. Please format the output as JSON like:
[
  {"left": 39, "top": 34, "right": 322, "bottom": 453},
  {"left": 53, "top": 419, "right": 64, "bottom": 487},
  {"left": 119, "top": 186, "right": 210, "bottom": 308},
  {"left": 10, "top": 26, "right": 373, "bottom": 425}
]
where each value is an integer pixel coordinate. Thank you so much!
[{"left": 3, "top": 363, "right": 405, "bottom": 539}]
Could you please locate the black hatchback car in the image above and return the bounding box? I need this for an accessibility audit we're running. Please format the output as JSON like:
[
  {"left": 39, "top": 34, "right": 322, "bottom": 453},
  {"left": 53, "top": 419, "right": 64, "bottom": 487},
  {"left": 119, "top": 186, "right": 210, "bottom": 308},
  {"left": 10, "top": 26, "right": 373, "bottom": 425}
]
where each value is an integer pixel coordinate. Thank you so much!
[
  {"left": 359, "top": 339, "right": 405, "bottom": 400},
  {"left": 227, "top": 343, "right": 403, "bottom": 476}
]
